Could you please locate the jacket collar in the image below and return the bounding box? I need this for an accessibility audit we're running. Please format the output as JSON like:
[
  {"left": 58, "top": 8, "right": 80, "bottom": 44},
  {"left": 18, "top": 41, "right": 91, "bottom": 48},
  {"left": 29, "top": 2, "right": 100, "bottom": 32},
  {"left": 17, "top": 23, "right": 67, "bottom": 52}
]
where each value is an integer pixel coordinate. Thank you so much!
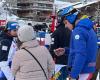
[
  {"left": 0, "top": 31, "right": 13, "bottom": 40},
  {"left": 21, "top": 39, "right": 39, "bottom": 49}
]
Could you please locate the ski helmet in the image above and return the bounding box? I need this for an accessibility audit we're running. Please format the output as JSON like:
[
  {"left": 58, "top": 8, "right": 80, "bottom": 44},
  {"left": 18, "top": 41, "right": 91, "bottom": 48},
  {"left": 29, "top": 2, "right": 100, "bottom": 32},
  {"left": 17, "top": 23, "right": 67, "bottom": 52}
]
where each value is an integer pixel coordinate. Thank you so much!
[{"left": 58, "top": 6, "right": 80, "bottom": 24}]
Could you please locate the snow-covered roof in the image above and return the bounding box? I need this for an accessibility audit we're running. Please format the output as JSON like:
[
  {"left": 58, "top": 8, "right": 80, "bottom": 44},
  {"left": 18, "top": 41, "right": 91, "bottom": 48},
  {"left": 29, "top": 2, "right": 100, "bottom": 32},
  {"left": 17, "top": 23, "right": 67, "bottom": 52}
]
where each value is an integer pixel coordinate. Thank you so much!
[
  {"left": 54, "top": 0, "right": 73, "bottom": 11},
  {"left": 54, "top": 0, "right": 99, "bottom": 11},
  {"left": 74, "top": 0, "right": 99, "bottom": 8},
  {"left": 0, "top": 1, "right": 19, "bottom": 21}
]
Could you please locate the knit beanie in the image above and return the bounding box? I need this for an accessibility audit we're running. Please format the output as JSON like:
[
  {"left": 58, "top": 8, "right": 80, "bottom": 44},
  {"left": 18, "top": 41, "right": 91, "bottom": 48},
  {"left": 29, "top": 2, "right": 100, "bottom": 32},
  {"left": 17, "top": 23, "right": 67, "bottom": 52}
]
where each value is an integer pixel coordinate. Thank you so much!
[{"left": 18, "top": 25, "right": 36, "bottom": 42}]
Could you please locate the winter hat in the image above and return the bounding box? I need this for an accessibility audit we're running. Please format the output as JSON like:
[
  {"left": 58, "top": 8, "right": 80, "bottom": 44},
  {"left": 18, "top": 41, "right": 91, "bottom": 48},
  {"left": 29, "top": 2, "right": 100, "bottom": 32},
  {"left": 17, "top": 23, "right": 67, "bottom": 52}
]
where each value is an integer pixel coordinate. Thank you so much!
[
  {"left": 6, "top": 21, "right": 19, "bottom": 30},
  {"left": 18, "top": 25, "right": 36, "bottom": 42}
]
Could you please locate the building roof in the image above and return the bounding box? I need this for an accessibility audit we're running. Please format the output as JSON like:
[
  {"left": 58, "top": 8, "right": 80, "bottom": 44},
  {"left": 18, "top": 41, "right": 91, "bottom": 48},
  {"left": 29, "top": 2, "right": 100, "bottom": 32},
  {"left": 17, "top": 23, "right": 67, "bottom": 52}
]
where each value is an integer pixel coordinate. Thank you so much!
[{"left": 54, "top": 0, "right": 100, "bottom": 11}]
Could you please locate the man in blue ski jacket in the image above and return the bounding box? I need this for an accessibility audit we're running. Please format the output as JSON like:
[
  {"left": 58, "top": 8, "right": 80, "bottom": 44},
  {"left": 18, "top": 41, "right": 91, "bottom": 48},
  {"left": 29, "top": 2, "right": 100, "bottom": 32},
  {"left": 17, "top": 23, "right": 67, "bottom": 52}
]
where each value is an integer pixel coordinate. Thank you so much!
[{"left": 55, "top": 6, "right": 98, "bottom": 80}]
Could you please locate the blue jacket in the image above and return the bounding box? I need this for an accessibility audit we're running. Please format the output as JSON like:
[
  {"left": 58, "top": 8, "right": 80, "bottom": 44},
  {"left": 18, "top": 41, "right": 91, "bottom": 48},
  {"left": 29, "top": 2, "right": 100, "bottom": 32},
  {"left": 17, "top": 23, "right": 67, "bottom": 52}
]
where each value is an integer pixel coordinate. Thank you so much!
[{"left": 68, "top": 18, "right": 98, "bottom": 78}]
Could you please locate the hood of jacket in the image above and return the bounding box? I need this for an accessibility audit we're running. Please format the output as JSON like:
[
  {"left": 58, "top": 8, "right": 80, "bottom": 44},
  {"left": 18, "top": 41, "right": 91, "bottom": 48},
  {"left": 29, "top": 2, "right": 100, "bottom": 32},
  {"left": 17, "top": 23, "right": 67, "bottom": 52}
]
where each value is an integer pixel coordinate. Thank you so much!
[{"left": 76, "top": 18, "right": 94, "bottom": 30}]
